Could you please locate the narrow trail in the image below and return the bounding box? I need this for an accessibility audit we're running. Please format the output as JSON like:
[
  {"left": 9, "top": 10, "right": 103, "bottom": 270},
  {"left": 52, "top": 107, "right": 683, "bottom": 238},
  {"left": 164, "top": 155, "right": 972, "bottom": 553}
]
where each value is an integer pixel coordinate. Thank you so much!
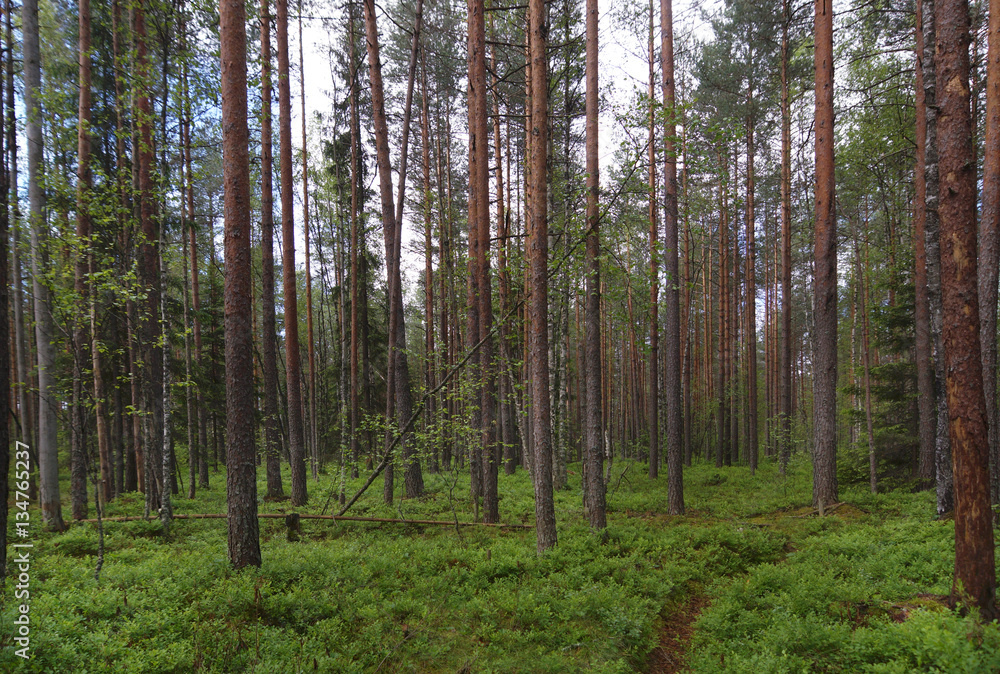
[{"left": 647, "top": 593, "right": 709, "bottom": 673}]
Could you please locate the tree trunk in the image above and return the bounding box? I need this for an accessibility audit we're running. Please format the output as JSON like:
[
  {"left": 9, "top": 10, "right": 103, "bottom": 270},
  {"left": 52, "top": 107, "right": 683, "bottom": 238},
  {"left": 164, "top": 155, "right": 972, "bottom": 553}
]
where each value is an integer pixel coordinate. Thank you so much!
[
  {"left": 647, "top": 2, "right": 659, "bottom": 480},
  {"left": 936, "top": 0, "right": 997, "bottom": 620},
  {"left": 136, "top": 0, "right": 163, "bottom": 515},
  {"left": 923, "top": 0, "right": 953, "bottom": 516},
  {"left": 780, "top": 0, "right": 793, "bottom": 476},
  {"left": 584, "top": 0, "right": 606, "bottom": 529},
  {"left": 469, "top": 0, "right": 498, "bottom": 520},
  {"left": 914, "top": 0, "right": 935, "bottom": 484},
  {"left": 661, "top": 0, "right": 683, "bottom": 513},
  {"left": 467, "top": 0, "right": 485, "bottom": 504},
  {"left": 0, "top": 3, "right": 7, "bottom": 578},
  {"left": 261, "top": 0, "right": 284, "bottom": 499},
  {"left": 981, "top": 0, "right": 1000, "bottom": 502},
  {"left": 529, "top": 0, "right": 557, "bottom": 552},
  {"left": 812, "top": 0, "right": 838, "bottom": 508},
  {"left": 277, "top": 0, "right": 308, "bottom": 505},
  {"left": 299, "top": 8, "right": 319, "bottom": 482},
  {"left": 23, "top": 0, "right": 65, "bottom": 531},
  {"left": 348, "top": 0, "right": 361, "bottom": 480},
  {"left": 220, "top": 0, "right": 261, "bottom": 568},
  {"left": 744, "top": 110, "right": 758, "bottom": 475}
]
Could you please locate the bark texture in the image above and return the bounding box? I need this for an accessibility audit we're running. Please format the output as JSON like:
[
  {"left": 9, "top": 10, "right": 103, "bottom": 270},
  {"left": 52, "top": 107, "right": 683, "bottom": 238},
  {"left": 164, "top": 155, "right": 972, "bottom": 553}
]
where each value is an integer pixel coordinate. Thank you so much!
[
  {"left": 661, "top": 0, "right": 683, "bottom": 514},
  {"left": 529, "top": 0, "right": 557, "bottom": 552},
  {"left": 584, "top": 0, "right": 607, "bottom": 530},
  {"left": 812, "top": 0, "right": 838, "bottom": 508},
  {"left": 220, "top": 0, "right": 262, "bottom": 568},
  {"left": 935, "top": 0, "right": 997, "bottom": 620}
]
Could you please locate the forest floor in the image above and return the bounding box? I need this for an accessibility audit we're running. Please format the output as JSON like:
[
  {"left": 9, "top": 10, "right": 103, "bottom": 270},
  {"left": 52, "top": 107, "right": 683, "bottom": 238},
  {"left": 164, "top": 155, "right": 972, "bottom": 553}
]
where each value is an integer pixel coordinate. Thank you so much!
[{"left": 3, "top": 453, "right": 1000, "bottom": 672}]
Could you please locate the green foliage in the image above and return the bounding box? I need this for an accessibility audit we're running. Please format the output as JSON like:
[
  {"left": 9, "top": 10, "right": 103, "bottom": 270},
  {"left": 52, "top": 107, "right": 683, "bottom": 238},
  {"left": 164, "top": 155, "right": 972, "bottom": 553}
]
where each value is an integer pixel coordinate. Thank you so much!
[{"left": 2, "top": 461, "right": 996, "bottom": 672}]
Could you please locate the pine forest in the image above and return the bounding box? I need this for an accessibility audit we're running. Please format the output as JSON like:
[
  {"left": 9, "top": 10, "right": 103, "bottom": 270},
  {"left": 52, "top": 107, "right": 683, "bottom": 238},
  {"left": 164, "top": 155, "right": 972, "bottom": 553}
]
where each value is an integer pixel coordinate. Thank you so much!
[{"left": 3, "top": 0, "right": 1000, "bottom": 669}]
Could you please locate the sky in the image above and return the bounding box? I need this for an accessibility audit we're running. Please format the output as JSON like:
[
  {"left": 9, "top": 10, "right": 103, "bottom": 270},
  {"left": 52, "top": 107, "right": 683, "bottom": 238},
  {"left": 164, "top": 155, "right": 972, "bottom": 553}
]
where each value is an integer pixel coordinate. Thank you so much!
[{"left": 284, "top": 0, "right": 722, "bottom": 291}]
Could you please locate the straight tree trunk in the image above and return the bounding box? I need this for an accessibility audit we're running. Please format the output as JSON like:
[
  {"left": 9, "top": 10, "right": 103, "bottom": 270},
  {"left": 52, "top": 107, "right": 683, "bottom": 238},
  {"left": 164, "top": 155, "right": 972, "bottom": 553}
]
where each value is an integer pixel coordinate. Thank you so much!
[
  {"left": 23, "top": 0, "right": 65, "bottom": 530},
  {"left": 923, "top": 0, "right": 954, "bottom": 516},
  {"left": 136, "top": 0, "right": 163, "bottom": 514},
  {"left": 467, "top": 0, "right": 485, "bottom": 503},
  {"left": 529, "top": 0, "right": 557, "bottom": 552},
  {"left": 0, "top": 2, "right": 7, "bottom": 578},
  {"left": 661, "top": 0, "right": 683, "bottom": 513},
  {"left": 349, "top": 0, "right": 361, "bottom": 480},
  {"left": 584, "top": 0, "right": 607, "bottom": 529},
  {"left": 980, "top": 0, "right": 1000, "bottom": 502},
  {"left": 812, "top": 0, "right": 838, "bottom": 508},
  {"left": 299, "top": 8, "right": 319, "bottom": 482},
  {"left": 744, "top": 111, "right": 758, "bottom": 475},
  {"left": 647, "top": 2, "right": 659, "bottom": 479},
  {"left": 780, "top": 0, "right": 793, "bottom": 476},
  {"left": 914, "top": 1, "right": 935, "bottom": 483},
  {"left": 469, "top": 0, "right": 498, "bottom": 521},
  {"left": 362, "top": 0, "right": 423, "bottom": 502},
  {"left": 261, "top": 0, "right": 284, "bottom": 499},
  {"left": 277, "top": 0, "right": 308, "bottom": 505},
  {"left": 936, "top": 0, "right": 997, "bottom": 620},
  {"left": 220, "top": 0, "right": 261, "bottom": 568},
  {"left": 78, "top": 0, "right": 106, "bottom": 508}
]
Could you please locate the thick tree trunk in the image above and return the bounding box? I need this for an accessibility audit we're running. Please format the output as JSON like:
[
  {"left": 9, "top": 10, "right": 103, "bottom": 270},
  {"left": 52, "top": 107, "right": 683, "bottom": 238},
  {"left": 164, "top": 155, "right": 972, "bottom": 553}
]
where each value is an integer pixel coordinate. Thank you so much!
[
  {"left": 936, "top": 0, "right": 997, "bottom": 620},
  {"left": 23, "top": 0, "right": 65, "bottom": 531},
  {"left": 467, "top": 0, "right": 485, "bottom": 504},
  {"left": 136, "top": 0, "right": 163, "bottom": 515},
  {"left": 469, "top": 0, "right": 498, "bottom": 520},
  {"left": 220, "top": 0, "right": 261, "bottom": 568},
  {"left": 661, "top": 0, "right": 683, "bottom": 513},
  {"left": 812, "top": 0, "right": 838, "bottom": 508},
  {"left": 914, "top": 2, "right": 935, "bottom": 484},
  {"left": 261, "top": 0, "right": 284, "bottom": 499},
  {"left": 277, "top": 0, "right": 308, "bottom": 505},
  {"left": 981, "top": 0, "right": 1000, "bottom": 502},
  {"left": 529, "top": 0, "right": 557, "bottom": 552},
  {"left": 584, "top": 0, "right": 607, "bottom": 529},
  {"left": 923, "top": 0, "right": 953, "bottom": 516}
]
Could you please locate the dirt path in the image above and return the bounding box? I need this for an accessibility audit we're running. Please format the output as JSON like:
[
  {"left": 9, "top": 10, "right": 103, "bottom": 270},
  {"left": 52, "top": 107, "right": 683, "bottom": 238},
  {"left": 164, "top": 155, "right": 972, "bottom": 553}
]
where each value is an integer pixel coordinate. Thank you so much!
[{"left": 646, "top": 594, "right": 708, "bottom": 673}]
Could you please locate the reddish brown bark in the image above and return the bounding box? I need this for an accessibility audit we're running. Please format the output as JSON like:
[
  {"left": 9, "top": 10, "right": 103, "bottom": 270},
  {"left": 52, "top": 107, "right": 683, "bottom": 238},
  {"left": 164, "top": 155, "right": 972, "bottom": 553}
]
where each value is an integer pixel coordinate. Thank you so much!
[
  {"left": 981, "top": 0, "right": 1000, "bottom": 501},
  {"left": 812, "top": 0, "right": 838, "bottom": 508},
  {"left": 469, "top": 0, "right": 498, "bottom": 521},
  {"left": 220, "top": 0, "right": 261, "bottom": 569},
  {"left": 136, "top": 0, "right": 162, "bottom": 513},
  {"left": 936, "top": 0, "right": 997, "bottom": 620}
]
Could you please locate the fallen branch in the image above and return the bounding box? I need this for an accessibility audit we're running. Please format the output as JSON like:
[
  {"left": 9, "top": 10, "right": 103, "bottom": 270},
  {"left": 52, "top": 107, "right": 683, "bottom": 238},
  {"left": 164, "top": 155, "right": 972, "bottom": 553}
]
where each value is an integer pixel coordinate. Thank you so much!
[{"left": 74, "top": 512, "right": 532, "bottom": 528}]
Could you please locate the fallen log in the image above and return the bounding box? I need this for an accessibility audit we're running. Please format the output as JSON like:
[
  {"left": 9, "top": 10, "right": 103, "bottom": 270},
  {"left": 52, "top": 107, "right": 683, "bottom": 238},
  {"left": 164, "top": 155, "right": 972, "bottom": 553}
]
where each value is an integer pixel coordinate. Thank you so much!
[{"left": 74, "top": 512, "right": 533, "bottom": 529}]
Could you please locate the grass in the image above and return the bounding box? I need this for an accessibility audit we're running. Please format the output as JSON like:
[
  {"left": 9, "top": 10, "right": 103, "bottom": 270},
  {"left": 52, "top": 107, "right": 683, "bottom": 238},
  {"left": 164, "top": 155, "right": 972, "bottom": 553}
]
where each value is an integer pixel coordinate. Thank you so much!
[{"left": 2, "top": 454, "right": 998, "bottom": 672}]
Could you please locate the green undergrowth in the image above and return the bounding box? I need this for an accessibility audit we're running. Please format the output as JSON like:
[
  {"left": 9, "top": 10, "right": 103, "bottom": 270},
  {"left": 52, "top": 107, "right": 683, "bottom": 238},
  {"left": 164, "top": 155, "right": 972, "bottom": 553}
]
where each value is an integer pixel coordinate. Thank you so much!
[{"left": 2, "top": 456, "right": 996, "bottom": 672}]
